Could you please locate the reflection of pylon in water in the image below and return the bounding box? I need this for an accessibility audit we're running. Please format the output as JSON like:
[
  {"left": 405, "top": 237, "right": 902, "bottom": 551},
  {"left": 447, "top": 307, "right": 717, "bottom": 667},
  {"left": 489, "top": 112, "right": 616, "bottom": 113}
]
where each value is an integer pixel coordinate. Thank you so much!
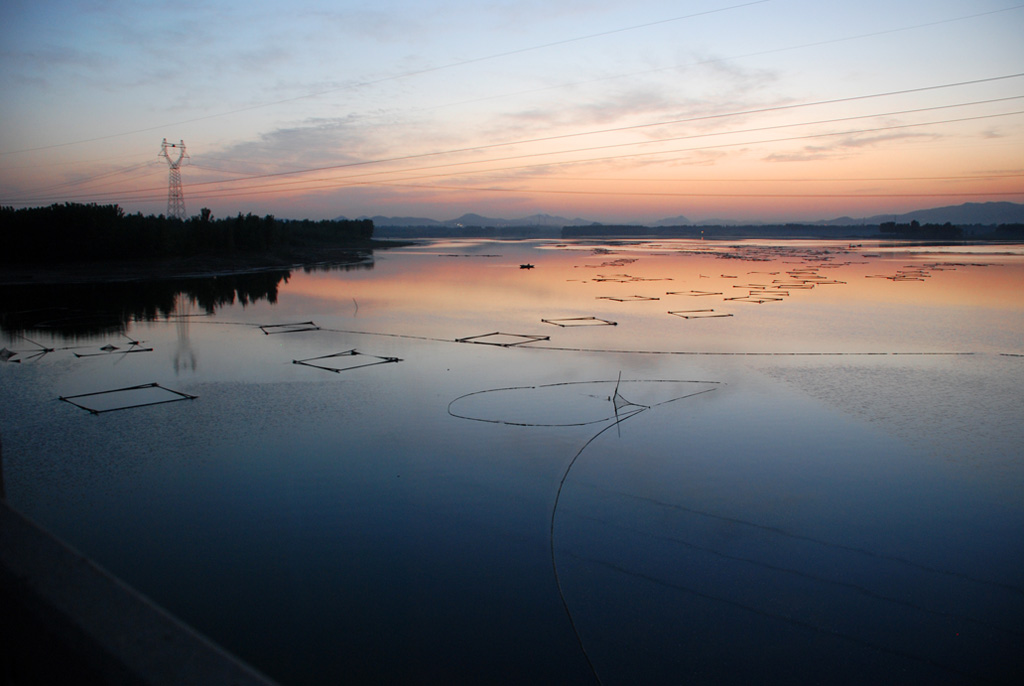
[{"left": 173, "top": 293, "right": 197, "bottom": 374}]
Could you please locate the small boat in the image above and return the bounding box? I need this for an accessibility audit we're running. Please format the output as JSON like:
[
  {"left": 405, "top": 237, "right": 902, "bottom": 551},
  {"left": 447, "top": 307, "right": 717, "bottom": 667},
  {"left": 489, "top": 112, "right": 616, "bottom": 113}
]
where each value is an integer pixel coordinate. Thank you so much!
[{"left": 520, "top": 263, "right": 535, "bottom": 269}]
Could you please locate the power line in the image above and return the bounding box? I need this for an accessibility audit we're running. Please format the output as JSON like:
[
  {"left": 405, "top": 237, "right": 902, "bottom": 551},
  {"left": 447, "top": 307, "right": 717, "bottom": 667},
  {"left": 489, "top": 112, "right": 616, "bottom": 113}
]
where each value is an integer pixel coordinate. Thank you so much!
[
  {"left": 90, "top": 74, "right": 1024, "bottom": 191},
  {"left": 9, "top": 115, "right": 1018, "bottom": 207},
  {"left": 382, "top": 182, "right": 1024, "bottom": 198},
  {"left": 532, "top": 173, "right": 1024, "bottom": 184},
  {"left": 0, "top": 1, "right": 770, "bottom": 156},
  {"left": 14, "top": 167, "right": 1020, "bottom": 208},
  {"left": 355, "top": 111, "right": 1024, "bottom": 189},
  {"left": 194, "top": 110, "right": 1024, "bottom": 201},
  {"left": 6, "top": 96, "right": 1021, "bottom": 206},
  {"left": 275, "top": 97, "right": 1024, "bottom": 185},
  {"left": 8, "top": 74, "right": 1018, "bottom": 207},
  {"left": 4, "top": 3, "right": 1020, "bottom": 158},
  {"left": 171, "top": 98, "right": 1024, "bottom": 196},
  {"left": 21, "top": 159, "right": 162, "bottom": 196},
  {"left": 32, "top": 109, "right": 1014, "bottom": 207},
  {"left": 419, "top": 5, "right": 1024, "bottom": 117}
]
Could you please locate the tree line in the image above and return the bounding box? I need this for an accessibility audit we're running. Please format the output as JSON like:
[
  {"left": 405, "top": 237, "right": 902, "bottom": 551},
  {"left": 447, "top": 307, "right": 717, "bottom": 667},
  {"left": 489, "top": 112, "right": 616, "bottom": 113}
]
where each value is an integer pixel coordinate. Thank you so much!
[
  {"left": 879, "top": 220, "right": 962, "bottom": 239},
  {"left": 0, "top": 203, "right": 374, "bottom": 263}
]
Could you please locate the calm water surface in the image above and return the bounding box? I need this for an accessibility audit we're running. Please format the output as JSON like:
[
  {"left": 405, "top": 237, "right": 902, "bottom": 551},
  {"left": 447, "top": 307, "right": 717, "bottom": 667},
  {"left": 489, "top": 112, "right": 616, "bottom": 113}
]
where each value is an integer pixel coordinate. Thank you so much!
[{"left": 2, "top": 239, "right": 1022, "bottom": 684}]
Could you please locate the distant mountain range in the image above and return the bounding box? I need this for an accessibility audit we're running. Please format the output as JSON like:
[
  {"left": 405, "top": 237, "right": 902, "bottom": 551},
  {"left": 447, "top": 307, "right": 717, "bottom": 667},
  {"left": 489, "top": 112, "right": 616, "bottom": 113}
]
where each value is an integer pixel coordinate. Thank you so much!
[
  {"left": 359, "top": 212, "right": 597, "bottom": 228},
  {"left": 815, "top": 202, "right": 1024, "bottom": 226},
  {"left": 338, "top": 201, "right": 1024, "bottom": 230}
]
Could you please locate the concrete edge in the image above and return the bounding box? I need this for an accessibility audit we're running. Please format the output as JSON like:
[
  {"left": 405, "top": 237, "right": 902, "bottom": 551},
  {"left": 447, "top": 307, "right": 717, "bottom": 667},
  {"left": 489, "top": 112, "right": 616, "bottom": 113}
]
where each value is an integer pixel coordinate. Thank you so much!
[{"left": 0, "top": 501, "right": 280, "bottom": 686}]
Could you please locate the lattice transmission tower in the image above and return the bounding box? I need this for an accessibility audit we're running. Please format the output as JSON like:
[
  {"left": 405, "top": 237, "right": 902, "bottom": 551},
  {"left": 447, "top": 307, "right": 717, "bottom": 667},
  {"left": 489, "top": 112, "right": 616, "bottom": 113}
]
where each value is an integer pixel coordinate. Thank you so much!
[{"left": 159, "top": 138, "right": 189, "bottom": 219}]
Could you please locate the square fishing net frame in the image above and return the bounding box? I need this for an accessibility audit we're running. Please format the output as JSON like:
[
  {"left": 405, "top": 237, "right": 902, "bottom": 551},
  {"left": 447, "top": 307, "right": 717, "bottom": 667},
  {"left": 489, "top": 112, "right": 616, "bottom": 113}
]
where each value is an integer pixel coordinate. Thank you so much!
[
  {"left": 292, "top": 349, "right": 402, "bottom": 373},
  {"left": 725, "top": 295, "right": 785, "bottom": 304},
  {"left": 541, "top": 317, "right": 617, "bottom": 327},
  {"left": 665, "top": 290, "right": 722, "bottom": 296},
  {"left": 668, "top": 309, "right": 734, "bottom": 319},
  {"left": 59, "top": 383, "right": 197, "bottom": 415},
  {"left": 595, "top": 295, "right": 660, "bottom": 302},
  {"left": 73, "top": 344, "right": 154, "bottom": 358},
  {"left": 259, "top": 321, "right": 320, "bottom": 335},
  {"left": 456, "top": 332, "right": 551, "bottom": 347}
]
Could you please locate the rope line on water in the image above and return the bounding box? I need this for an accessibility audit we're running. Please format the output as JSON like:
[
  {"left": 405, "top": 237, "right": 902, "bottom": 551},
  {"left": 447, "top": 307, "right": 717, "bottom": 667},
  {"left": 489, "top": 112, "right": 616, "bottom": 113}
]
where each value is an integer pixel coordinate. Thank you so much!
[{"left": 195, "top": 320, "right": 998, "bottom": 356}]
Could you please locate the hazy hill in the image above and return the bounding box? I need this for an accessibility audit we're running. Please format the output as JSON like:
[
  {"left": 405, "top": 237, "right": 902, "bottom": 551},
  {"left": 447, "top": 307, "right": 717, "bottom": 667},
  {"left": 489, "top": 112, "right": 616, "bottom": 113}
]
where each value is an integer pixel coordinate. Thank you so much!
[
  {"left": 821, "top": 202, "right": 1024, "bottom": 226},
  {"left": 652, "top": 215, "right": 692, "bottom": 226},
  {"left": 342, "top": 201, "right": 1023, "bottom": 232},
  {"left": 360, "top": 212, "right": 595, "bottom": 228}
]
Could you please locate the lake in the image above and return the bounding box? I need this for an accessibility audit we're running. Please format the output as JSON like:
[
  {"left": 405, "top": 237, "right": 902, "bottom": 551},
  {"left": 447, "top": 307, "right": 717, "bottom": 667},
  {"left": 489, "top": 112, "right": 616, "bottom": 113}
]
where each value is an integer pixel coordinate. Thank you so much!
[{"left": 1, "top": 238, "right": 1022, "bottom": 684}]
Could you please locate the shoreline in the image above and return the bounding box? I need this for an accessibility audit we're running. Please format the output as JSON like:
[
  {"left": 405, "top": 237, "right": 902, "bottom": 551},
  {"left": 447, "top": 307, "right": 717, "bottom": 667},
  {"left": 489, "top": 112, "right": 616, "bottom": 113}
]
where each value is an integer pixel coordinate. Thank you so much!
[{"left": 0, "top": 239, "right": 413, "bottom": 286}]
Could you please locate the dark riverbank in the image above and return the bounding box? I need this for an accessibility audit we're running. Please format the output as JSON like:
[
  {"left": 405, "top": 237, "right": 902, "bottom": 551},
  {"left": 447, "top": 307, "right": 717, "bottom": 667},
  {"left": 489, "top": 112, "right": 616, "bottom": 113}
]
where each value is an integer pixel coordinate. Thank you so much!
[
  {"left": 0, "top": 239, "right": 410, "bottom": 286},
  {"left": 0, "top": 203, "right": 417, "bottom": 284}
]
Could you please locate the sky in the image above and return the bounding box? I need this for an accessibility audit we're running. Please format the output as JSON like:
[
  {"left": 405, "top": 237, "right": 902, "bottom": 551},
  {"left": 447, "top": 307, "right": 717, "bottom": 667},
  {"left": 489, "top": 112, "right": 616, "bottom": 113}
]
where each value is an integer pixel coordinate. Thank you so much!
[{"left": 1, "top": 0, "right": 1022, "bottom": 224}]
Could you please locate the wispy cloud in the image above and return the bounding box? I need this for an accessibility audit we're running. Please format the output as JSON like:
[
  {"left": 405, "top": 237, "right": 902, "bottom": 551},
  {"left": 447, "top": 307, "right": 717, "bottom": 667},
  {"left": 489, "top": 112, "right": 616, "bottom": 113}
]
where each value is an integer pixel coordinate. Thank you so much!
[
  {"left": 762, "top": 148, "right": 836, "bottom": 163},
  {"left": 979, "top": 128, "right": 1007, "bottom": 139},
  {"left": 764, "top": 131, "right": 938, "bottom": 163},
  {"left": 477, "top": 51, "right": 783, "bottom": 145},
  {"left": 836, "top": 131, "right": 938, "bottom": 148},
  {"left": 204, "top": 118, "right": 372, "bottom": 171}
]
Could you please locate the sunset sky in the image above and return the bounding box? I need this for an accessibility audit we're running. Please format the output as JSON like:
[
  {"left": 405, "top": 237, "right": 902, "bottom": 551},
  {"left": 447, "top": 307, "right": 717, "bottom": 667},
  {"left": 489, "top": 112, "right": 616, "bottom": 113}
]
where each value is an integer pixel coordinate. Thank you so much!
[{"left": 1, "top": 0, "right": 1021, "bottom": 223}]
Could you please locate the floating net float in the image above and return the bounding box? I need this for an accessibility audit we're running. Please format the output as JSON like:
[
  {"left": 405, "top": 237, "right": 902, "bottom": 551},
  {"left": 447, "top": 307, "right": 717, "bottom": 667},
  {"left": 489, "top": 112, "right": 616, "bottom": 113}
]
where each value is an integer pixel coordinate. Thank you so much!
[
  {"left": 585, "top": 274, "right": 673, "bottom": 284},
  {"left": 1, "top": 331, "right": 152, "bottom": 362},
  {"left": 779, "top": 274, "right": 846, "bottom": 286},
  {"left": 73, "top": 348, "right": 153, "bottom": 358},
  {"left": 73, "top": 341, "right": 153, "bottom": 358},
  {"left": 596, "top": 295, "right": 660, "bottom": 302},
  {"left": 725, "top": 294, "right": 784, "bottom": 304},
  {"left": 1, "top": 336, "right": 98, "bottom": 362},
  {"left": 433, "top": 252, "right": 502, "bottom": 258},
  {"left": 292, "top": 349, "right": 402, "bottom": 373},
  {"left": 456, "top": 332, "right": 550, "bottom": 347},
  {"left": 259, "top": 321, "right": 320, "bottom": 335},
  {"left": 668, "top": 309, "right": 734, "bottom": 319},
  {"left": 917, "top": 262, "right": 980, "bottom": 272},
  {"left": 798, "top": 278, "right": 846, "bottom": 285},
  {"left": 665, "top": 290, "right": 723, "bottom": 297},
  {"left": 581, "top": 274, "right": 675, "bottom": 284},
  {"left": 869, "top": 267, "right": 937, "bottom": 282},
  {"left": 772, "top": 281, "right": 817, "bottom": 289},
  {"left": 733, "top": 284, "right": 791, "bottom": 298},
  {"left": 59, "top": 382, "right": 197, "bottom": 414},
  {"left": 575, "top": 257, "right": 638, "bottom": 269},
  {"left": 541, "top": 317, "right": 617, "bottom": 327}
]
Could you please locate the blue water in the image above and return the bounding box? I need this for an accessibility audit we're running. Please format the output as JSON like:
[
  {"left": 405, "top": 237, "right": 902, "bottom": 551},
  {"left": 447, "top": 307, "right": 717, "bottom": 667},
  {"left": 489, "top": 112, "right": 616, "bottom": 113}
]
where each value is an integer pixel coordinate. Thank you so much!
[{"left": 1, "top": 239, "right": 1022, "bottom": 684}]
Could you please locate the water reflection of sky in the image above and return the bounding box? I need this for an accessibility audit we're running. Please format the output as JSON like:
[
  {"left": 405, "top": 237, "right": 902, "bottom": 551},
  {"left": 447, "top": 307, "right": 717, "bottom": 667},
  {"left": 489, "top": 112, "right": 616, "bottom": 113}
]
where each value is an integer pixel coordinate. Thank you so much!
[{"left": 1, "top": 239, "right": 1022, "bottom": 685}]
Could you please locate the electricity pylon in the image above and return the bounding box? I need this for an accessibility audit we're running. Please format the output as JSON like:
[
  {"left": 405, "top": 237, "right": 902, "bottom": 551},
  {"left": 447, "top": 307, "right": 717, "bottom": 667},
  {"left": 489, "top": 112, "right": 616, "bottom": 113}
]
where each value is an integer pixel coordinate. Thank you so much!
[{"left": 159, "top": 138, "right": 189, "bottom": 219}]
